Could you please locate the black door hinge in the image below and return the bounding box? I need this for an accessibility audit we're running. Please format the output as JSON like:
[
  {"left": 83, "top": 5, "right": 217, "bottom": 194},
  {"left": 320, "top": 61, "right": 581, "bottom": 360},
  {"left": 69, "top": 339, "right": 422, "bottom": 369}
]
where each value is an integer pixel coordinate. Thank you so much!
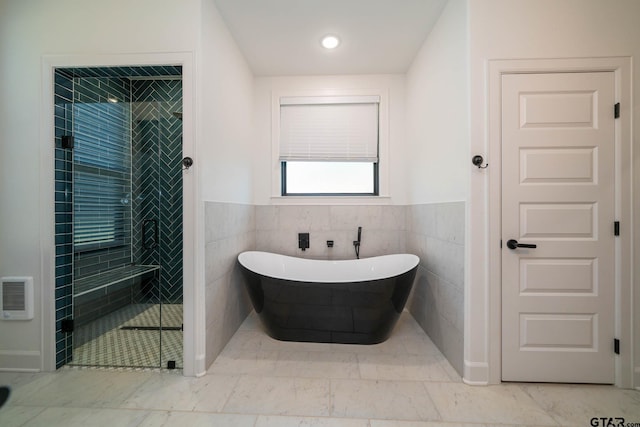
[
  {"left": 61, "top": 318, "right": 74, "bottom": 333},
  {"left": 614, "top": 103, "right": 620, "bottom": 119},
  {"left": 614, "top": 338, "right": 620, "bottom": 355},
  {"left": 614, "top": 221, "right": 620, "bottom": 236},
  {"left": 61, "top": 135, "right": 74, "bottom": 149}
]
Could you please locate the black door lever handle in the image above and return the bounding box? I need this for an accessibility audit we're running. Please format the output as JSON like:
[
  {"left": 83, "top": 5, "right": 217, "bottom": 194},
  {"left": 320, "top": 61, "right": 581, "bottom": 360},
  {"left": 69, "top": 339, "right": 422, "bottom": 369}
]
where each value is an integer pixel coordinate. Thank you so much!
[{"left": 506, "top": 239, "right": 537, "bottom": 250}]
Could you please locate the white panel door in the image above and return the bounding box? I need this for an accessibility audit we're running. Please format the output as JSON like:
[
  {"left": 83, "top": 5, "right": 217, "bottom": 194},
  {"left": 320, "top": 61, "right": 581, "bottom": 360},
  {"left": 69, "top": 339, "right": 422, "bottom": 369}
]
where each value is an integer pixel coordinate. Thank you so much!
[{"left": 501, "top": 72, "right": 616, "bottom": 383}]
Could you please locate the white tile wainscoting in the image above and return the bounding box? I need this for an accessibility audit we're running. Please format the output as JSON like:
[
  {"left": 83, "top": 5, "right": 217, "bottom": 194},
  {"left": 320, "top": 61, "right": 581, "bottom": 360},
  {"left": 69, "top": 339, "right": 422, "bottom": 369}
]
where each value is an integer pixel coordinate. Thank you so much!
[
  {"left": 406, "top": 202, "right": 465, "bottom": 376},
  {"left": 204, "top": 201, "right": 465, "bottom": 376},
  {"left": 255, "top": 205, "right": 407, "bottom": 260},
  {"left": 204, "top": 202, "right": 256, "bottom": 368}
]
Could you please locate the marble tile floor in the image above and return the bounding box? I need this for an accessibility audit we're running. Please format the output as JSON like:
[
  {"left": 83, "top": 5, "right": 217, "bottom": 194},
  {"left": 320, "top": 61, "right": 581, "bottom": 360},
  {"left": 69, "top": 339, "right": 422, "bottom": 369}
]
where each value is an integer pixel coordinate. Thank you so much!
[{"left": 1, "top": 311, "right": 639, "bottom": 427}]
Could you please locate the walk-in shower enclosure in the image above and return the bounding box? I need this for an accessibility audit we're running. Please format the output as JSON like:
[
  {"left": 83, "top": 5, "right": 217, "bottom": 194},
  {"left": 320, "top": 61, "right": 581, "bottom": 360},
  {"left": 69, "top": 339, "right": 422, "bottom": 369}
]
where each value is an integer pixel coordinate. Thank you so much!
[{"left": 53, "top": 66, "right": 184, "bottom": 369}]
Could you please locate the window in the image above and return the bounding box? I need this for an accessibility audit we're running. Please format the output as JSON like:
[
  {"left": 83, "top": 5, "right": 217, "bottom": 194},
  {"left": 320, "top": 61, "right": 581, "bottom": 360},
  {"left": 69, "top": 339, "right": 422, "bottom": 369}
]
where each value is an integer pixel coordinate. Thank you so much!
[
  {"left": 73, "top": 102, "right": 130, "bottom": 252},
  {"left": 279, "top": 96, "right": 380, "bottom": 196}
]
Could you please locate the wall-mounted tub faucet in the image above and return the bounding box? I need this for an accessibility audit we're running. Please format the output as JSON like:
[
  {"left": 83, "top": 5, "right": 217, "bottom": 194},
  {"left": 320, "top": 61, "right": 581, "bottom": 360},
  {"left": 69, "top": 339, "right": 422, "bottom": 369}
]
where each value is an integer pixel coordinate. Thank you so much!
[
  {"left": 298, "top": 233, "right": 310, "bottom": 251},
  {"left": 353, "top": 226, "right": 362, "bottom": 259}
]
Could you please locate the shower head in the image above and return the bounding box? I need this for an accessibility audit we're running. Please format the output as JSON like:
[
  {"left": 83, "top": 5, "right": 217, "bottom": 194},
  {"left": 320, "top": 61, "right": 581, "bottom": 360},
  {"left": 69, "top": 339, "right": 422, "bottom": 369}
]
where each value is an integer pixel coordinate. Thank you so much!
[{"left": 173, "top": 112, "right": 183, "bottom": 120}]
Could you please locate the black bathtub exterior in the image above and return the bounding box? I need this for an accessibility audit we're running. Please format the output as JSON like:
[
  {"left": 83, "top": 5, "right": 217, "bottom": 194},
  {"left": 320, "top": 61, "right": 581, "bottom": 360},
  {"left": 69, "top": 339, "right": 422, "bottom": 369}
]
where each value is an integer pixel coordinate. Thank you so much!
[{"left": 239, "top": 262, "right": 418, "bottom": 345}]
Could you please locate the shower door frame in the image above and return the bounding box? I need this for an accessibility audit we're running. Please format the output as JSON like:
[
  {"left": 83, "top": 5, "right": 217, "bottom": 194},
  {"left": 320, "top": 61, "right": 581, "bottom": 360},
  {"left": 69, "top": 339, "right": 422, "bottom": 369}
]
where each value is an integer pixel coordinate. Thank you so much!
[{"left": 40, "top": 52, "right": 202, "bottom": 376}]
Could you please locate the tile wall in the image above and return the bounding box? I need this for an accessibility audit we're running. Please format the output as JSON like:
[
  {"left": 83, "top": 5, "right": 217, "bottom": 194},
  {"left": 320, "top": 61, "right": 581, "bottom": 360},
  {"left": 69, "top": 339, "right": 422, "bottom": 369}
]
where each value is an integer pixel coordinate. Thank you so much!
[
  {"left": 406, "top": 202, "right": 465, "bottom": 375},
  {"left": 71, "top": 76, "right": 135, "bottom": 328},
  {"left": 131, "top": 79, "right": 183, "bottom": 304},
  {"left": 53, "top": 70, "right": 74, "bottom": 367},
  {"left": 204, "top": 202, "right": 256, "bottom": 367},
  {"left": 255, "top": 205, "right": 406, "bottom": 259},
  {"left": 204, "top": 202, "right": 465, "bottom": 373}
]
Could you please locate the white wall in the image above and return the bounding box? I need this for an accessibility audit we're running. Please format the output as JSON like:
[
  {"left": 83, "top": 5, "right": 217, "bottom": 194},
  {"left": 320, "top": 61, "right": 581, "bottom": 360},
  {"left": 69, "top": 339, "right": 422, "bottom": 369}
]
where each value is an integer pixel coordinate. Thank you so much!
[
  {"left": 0, "top": 0, "right": 201, "bottom": 371},
  {"left": 466, "top": 0, "right": 640, "bottom": 386},
  {"left": 199, "top": 0, "right": 255, "bottom": 204},
  {"left": 405, "top": 0, "right": 469, "bottom": 204},
  {"left": 252, "top": 74, "right": 407, "bottom": 205}
]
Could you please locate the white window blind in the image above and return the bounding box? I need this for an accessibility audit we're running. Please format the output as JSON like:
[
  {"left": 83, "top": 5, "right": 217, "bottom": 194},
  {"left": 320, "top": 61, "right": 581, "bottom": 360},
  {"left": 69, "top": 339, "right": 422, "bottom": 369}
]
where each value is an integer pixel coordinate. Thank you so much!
[
  {"left": 279, "top": 96, "right": 380, "bottom": 162},
  {"left": 73, "top": 103, "right": 130, "bottom": 251}
]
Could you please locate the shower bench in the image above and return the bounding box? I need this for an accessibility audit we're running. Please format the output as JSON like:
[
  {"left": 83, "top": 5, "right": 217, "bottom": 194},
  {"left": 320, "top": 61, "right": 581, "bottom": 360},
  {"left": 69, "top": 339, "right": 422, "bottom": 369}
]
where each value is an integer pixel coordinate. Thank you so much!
[{"left": 73, "top": 264, "right": 160, "bottom": 298}]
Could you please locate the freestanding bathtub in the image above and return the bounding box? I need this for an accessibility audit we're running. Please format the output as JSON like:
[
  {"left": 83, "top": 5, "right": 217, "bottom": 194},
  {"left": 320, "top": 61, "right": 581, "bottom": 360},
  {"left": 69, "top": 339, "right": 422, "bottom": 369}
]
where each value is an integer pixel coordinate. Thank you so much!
[{"left": 237, "top": 251, "right": 419, "bottom": 344}]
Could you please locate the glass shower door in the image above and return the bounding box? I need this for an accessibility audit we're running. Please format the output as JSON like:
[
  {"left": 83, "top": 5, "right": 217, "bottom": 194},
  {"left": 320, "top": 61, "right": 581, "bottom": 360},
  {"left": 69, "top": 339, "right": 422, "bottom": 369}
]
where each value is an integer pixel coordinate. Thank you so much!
[
  {"left": 55, "top": 67, "right": 184, "bottom": 370},
  {"left": 131, "top": 100, "right": 183, "bottom": 369},
  {"left": 71, "top": 99, "right": 164, "bottom": 368}
]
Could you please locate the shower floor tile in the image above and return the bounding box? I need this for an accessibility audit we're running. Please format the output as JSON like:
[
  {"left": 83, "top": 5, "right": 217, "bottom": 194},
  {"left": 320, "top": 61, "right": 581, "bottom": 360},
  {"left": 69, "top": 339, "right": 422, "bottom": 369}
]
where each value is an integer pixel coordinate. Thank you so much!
[{"left": 70, "top": 304, "right": 183, "bottom": 369}]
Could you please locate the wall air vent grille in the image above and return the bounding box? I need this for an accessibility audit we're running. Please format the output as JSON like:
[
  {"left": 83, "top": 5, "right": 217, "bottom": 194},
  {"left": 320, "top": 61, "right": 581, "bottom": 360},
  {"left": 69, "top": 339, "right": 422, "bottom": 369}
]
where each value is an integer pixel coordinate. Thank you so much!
[{"left": 1, "top": 277, "right": 34, "bottom": 320}]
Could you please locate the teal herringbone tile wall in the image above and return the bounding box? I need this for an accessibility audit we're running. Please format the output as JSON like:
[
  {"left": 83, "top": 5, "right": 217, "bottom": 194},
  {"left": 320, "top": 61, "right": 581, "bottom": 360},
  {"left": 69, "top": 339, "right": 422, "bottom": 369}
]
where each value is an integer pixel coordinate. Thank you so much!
[{"left": 132, "top": 79, "right": 183, "bottom": 304}]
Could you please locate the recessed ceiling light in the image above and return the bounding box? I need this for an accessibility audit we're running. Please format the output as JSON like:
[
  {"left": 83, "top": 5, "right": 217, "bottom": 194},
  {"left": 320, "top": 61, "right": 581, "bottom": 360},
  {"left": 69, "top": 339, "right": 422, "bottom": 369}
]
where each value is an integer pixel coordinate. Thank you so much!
[{"left": 321, "top": 35, "right": 340, "bottom": 49}]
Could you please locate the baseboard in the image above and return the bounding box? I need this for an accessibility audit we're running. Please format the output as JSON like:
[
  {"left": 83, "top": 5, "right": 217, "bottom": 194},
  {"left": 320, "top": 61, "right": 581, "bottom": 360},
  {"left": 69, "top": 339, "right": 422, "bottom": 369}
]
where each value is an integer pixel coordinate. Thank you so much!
[
  {"left": 463, "top": 360, "right": 489, "bottom": 385},
  {"left": 0, "top": 350, "right": 41, "bottom": 372},
  {"left": 194, "top": 353, "right": 207, "bottom": 377}
]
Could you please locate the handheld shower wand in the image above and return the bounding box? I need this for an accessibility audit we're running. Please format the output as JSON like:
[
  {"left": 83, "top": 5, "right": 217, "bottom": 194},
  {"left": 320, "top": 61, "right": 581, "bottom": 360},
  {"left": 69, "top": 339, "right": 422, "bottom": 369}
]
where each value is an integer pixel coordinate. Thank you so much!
[{"left": 353, "top": 226, "right": 362, "bottom": 259}]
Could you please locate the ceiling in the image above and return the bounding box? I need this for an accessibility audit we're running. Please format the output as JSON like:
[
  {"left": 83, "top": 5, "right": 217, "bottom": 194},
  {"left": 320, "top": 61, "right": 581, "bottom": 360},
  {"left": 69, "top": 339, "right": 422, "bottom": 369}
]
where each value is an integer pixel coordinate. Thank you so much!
[{"left": 213, "top": 0, "right": 449, "bottom": 76}]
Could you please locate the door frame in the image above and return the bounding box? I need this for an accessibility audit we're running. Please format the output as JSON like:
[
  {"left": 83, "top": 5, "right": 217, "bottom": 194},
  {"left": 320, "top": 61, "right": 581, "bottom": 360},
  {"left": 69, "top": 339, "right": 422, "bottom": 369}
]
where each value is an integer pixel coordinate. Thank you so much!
[
  {"left": 40, "top": 52, "right": 204, "bottom": 376},
  {"left": 486, "top": 57, "right": 633, "bottom": 387}
]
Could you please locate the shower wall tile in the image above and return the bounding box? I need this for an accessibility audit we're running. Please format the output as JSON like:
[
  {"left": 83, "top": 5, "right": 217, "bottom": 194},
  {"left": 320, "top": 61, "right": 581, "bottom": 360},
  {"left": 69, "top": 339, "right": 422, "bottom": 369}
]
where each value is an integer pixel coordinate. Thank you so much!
[
  {"left": 131, "top": 78, "right": 183, "bottom": 304},
  {"left": 204, "top": 202, "right": 256, "bottom": 368},
  {"left": 59, "top": 65, "right": 182, "bottom": 79},
  {"left": 406, "top": 201, "right": 465, "bottom": 376},
  {"left": 73, "top": 75, "right": 132, "bottom": 278},
  {"left": 74, "top": 76, "right": 130, "bottom": 104},
  {"left": 73, "top": 282, "right": 136, "bottom": 327},
  {"left": 72, "top": 76, "right": 133, "bottom": 327},
  {"left": 53, "top": 70, "right": 74, "bottom": 368}
]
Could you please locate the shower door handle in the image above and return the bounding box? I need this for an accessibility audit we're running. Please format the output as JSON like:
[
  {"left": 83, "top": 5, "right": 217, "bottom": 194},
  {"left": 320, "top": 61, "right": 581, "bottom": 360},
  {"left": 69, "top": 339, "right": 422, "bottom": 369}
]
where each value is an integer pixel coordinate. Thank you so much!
[{"left": 142, "top": 219, "right": 158, "bottom": 249}]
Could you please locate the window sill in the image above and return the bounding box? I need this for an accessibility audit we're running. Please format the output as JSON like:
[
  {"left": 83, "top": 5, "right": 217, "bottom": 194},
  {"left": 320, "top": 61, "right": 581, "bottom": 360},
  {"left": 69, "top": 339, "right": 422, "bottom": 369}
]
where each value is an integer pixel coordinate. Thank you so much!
[{"left": 269, "top": 195, "right": 392, "bottom": 206}]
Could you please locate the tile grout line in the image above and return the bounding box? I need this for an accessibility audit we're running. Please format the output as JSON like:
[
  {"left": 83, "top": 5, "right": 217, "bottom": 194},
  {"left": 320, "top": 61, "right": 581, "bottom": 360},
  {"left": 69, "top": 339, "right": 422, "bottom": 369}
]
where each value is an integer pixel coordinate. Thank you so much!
[
  {"left": 420, "top": 380, "right": 444, "bottom": 423},
  {"left": 216, "top": 373, "right": 243, "bottom": 415}
]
